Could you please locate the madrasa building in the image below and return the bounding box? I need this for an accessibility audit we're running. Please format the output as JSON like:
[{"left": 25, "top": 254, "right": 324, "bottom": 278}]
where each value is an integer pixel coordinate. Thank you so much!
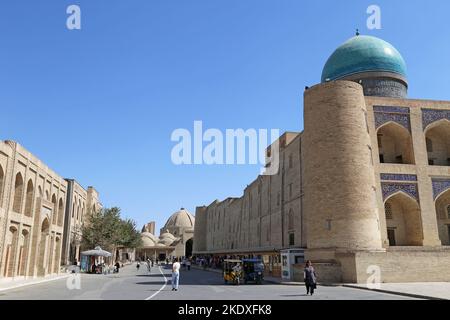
[
  {"left": 193, "top": 34, "right": 450, "bottom": 283},
  {"left": 136, "top": 208, "right": 195, "bottom": 261}
]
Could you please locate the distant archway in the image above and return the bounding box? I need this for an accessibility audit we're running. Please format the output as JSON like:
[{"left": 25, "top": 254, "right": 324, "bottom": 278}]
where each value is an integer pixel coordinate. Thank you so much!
[
  {"left": 384, "top": 192, "right": 423, "bottom": 246},
  {"left": 185, "top": 238, "right": 193, "bottom": 258},
  {"left": 425, "top": 120, "right": 450, "bottom": 166},
  {"left": 37, "top": 219, "right": 50, "bottom": 276},
  {"left": 377, "top": 122, "right": 415, "bottom": 164},
  {"left": 5, "top": 226, "right": 19, "bottom": 277},
  {"left": 18, "top": 230, "right": 30, "bottom": 276}
]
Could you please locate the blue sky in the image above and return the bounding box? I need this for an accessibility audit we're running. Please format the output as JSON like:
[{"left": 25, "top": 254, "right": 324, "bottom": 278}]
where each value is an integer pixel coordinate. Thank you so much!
[{"left": 1, "top": 1, "right": 450, "bottom": 234}]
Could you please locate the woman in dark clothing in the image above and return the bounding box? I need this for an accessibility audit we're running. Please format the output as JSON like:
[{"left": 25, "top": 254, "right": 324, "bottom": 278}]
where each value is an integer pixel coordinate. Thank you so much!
[{"left": 303, "top": 260, "right": 317, "bottom": 296}]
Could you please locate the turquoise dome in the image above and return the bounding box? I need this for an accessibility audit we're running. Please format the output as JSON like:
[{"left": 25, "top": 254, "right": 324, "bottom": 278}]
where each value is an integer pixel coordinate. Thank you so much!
[{"left": 321, "top": 35, "right": 407, "bottom": 83}]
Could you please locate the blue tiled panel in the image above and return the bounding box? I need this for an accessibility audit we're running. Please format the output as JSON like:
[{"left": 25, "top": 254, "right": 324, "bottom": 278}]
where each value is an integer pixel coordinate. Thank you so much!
[
  {"left": 381, "top": 182, "right": 419, "bottom": 201},
  {"left": 422, "top": 109, "right": 450, "bottom": 130},
  {"left": 374, "top": 106, "right": 411, "bottom": 132},
  {"left": 380, "top": 174, "right": 417, "bottom": 182},
  {"left": 432, "top": 179, "right": 450, "bottom": 200}
]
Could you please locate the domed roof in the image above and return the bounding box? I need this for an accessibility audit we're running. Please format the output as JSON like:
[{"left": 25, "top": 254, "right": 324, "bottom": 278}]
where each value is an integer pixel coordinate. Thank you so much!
[
  {"left": 163, "top": 208, "right": 195, "bottom": 230},
  {"left": 142, "top": 232, "right": 158, "bottom": 242},
  {"left": 141, "top": 233, "right": 157, "bottom": 247},
  {"left": 321, "top": 35, "right": 407, "bottom": 83}
]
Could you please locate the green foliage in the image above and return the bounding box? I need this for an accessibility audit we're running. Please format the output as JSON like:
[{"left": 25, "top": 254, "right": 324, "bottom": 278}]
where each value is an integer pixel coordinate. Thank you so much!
[{"left": 81, "top": 207, "right": 142, "bottom": 252}]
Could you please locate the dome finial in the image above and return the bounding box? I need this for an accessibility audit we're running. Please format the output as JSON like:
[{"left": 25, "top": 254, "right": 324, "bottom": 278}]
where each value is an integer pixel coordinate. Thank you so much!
[{"left": 356, "top": 29, "right": 360, "bottom": 36}]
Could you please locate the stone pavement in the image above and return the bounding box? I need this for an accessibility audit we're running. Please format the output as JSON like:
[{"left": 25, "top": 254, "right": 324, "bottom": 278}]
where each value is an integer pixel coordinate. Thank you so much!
[
  {"left": 344, "top": 282, "right": 450, "bottom": 300},
  {"left": 0, "top": 274, "right": 70, "bottom": 292},
  {"left": 191, "top": 265, "right": 449, "bottom": 299}
]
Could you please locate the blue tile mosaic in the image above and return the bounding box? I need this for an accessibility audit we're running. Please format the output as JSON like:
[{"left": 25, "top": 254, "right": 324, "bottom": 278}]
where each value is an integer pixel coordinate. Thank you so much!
[
  {"left": 432, "top": 179, "right": 450, "bottom": 200},
  {"left": 374, "top": 106, "right": 411, "bottom": 132},
  {"left": 422, "top": 109, "right": 450, "bottom": 130},
  {"left": 380, "top": 174, "right": 417, "bottom": 182},
  {"left": 381, "top": 182, "right": 419, "bottom": 201}
]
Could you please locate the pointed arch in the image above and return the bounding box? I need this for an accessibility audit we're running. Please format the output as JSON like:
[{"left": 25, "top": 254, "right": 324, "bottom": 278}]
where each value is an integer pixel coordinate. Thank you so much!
[
  {"left": 13, "top": 173, "right": 24, "bottom": 213},
  {"left": 57, "top": 198, "right": 64, "bottom": 226},
  {"left": 37, "top": 218, "right": 50, "bottom": 276},
  {"left": 24, "top": 179, "right": 34, "bottom": 217},
  {"left": 288, "top": 209, "right": 294, "bottom": 230},
  {"left": 377, "top": 121, "right": 415, "bottom": 164},
  {"left": 434, "top": 188, "right": 450, "bottom": 245},
  {"left": 51, "top": 194, "right": 57, "bottom": 225},
  {"left": 384, "top": 192, "right": 423, "bottom": 246},
  {"left": 424, "top": 119, "right": 450, "bottom": 166}
]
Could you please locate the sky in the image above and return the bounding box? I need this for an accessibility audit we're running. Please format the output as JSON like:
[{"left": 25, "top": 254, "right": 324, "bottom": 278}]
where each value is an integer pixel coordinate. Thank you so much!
[{"left": 1, "top": 0, "right": 450, "bottom": 234}]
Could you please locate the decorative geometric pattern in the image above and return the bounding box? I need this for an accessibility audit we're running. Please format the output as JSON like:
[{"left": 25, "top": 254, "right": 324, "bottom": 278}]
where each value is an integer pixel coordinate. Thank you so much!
[
  {"left": 380, "top": 174, "right": 417, "bottom": 182},
  {"left": 432, "top": 179, "right": 450, "bottom": 200},
  {"left": 374, "top": 106, "right": 411, "bottom": 132},
  {"left": 381, "top": 182, "right": 419, "bottom": 201},
  {"left": 422, "top": 109, "right": 450, "bottom": 130}
]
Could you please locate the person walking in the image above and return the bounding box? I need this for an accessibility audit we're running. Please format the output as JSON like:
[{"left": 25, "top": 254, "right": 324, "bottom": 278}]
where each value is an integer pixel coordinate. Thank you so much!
[
  {"left": 304, "top": 260, "right": 317, "bottom": 296},
  {"left": 186, "top": 259, "right": 191, "bottom": 271},
  {"left": 136, "top": 261, "right": 140, "bottom": 272},
  {"left": 171, "top": 258, "right": 181, "bottom": 291}
]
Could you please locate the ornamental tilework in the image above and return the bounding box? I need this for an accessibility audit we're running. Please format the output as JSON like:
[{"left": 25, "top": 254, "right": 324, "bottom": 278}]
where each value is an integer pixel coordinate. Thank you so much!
[
  {"left": 381, "top": 182, "right": 419, "bottom": 201},
  {"left": 380, "top": 174, "right": 417, "bottom": 182},
  {"left": 432, "top": 179, "right": 450, "bottom": 200},
  {"left": 422, "top": 109, "right": 450, "bottom": 130},
  {"left": 374, "top": 105, "right": 411, "bottom": 131}
]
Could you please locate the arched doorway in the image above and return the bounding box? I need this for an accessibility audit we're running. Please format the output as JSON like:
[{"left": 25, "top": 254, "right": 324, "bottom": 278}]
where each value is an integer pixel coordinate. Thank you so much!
[
  {"left": 53, "top": 237, "right": 61, "bottom": 274},
  {"left": 435, "top": 188, "right": 450, "bottom": 245},
  {"left": 5, "top": 226, "right": 19, "bottom": 277},
  {"left": 18, "top": 229, "right": 30, "bottom": 276},
  {"left": 377, "top": 122, "right": 415, "bottom": 164},
  {"left": 185, "top": 238, "right": 193, "bottom": 258},
  {"left": 37, "top": 219, "right": 50, "bottom": 276},
  {"left": 384, "top": 192, "right": 423, "bottom": 246},
  {"left": 425, "top": 120, "right": 450, "bottom": 166}
]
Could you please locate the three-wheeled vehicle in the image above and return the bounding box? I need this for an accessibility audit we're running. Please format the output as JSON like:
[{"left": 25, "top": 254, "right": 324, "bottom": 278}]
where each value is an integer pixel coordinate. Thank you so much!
[
  {"left": 223, "top": 259, "right": 243, "bottom": 285},
  {"left": 242, "top": 259, "right": 265, "bottom": 284}
]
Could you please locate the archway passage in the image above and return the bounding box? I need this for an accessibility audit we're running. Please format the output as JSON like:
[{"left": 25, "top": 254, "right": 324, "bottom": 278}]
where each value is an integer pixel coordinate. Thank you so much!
[
  {"left": 24, "top": 180, "right": 34, "bottom": 217},
  {"left": 185, "top": 238, "right": 193, "bottom": 258},
  {"left": 18, "top": 230, "right": 30, "bottom": 276},
  {"left": 425, "top": 120, "right": 450, "bottom": 166},
  {"left": 377, "top": 123, "right": 415, "bottom": 164},
  {"left": 6, "top": 227, "right": 19, "bottom": 277},
  {"left": 384, "top": 192, "right": 423, "bottom": 246},
  {"left": 435, "top": 189, "right": 450, "bottom": 245},
  {"left": 37, "top": 219, "right": 50, "bottom": 276}
]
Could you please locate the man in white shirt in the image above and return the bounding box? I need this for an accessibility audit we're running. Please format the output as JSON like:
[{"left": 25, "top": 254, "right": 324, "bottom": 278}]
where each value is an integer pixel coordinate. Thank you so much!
[{"left": 172, "top": 258, "right": 181, "bottom": 291}]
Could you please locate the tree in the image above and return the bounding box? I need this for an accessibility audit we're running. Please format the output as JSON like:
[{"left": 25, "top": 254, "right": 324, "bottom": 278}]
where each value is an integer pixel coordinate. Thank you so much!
[{"left": 81, "top": 207, "right": 142, "bottom": 255}]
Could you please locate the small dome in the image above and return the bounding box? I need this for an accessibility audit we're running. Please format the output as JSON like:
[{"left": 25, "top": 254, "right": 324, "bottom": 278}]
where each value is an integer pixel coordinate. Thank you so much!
[
  {"left": 141, "top": 232, "right": 158, "bottom": 242},
  {"left": 141, "top": 233, "right": 157, "bottom": 247},
  {"left": 163, "top": 208, "right": 195, "bottom": 230},
  {"left": 321, "top": 35, "right": 407, "bottom": 83}
]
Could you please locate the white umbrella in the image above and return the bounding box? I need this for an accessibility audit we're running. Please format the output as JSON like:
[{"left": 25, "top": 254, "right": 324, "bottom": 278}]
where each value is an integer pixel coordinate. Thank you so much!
[{"left": 81, "top": 246, "right": 112, "bottom": 257}]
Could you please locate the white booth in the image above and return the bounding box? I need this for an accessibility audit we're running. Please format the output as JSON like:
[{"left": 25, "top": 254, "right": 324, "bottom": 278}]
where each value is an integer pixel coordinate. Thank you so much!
[{"left": 280, "top": 248, "right": 305, "bottom": 281}]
